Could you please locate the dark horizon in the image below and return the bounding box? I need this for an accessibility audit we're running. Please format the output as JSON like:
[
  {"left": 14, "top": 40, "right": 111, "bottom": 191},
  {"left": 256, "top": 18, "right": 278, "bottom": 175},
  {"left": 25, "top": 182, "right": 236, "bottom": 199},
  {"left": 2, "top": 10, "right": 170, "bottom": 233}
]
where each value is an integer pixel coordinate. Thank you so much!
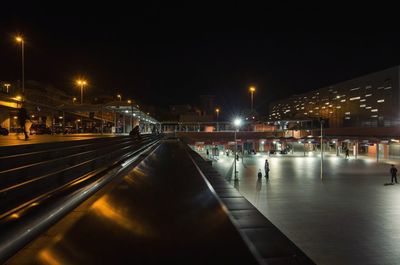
[{"left": 1, "top": 5, "right": 400, "bottom": 118}]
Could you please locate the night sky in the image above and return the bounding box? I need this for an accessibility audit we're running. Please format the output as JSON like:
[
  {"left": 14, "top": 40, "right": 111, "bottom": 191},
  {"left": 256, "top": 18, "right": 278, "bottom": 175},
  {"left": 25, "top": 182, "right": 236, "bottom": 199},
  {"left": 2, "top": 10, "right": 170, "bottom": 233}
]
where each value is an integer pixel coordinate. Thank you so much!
[{"left": 1, "top": 3, "right": 399, "bottom": 118}]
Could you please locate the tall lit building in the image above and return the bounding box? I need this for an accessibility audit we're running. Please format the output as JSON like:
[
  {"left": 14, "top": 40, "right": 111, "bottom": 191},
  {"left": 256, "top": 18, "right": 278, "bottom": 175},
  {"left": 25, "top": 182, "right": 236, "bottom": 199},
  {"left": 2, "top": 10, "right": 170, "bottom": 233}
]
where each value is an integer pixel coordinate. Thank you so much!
[{"left": 269, "top": 66, "right": 399, "bottom": 128}]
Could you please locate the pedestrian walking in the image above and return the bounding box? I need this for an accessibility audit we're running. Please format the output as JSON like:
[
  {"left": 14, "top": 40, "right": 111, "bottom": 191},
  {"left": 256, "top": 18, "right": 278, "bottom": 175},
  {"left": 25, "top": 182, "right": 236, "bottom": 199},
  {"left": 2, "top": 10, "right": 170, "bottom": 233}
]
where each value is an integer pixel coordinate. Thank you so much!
[
  {"left": 264, "top": 159, "right": 270, "bottom": 180},
  {"left": 258, "top": 169, "right": 262, "bottom": 179},
  {"left": 206, "top": 149, "right": 209, "bottom": 158},
  {"left": 17, "top": 107, "right": 30, "bottom": 140},
  {"left": 345, "top": 148, "right": 350, "bottom": 159},
  {"left": 390, "top": 164, "right": 398, "bottom": 184}
]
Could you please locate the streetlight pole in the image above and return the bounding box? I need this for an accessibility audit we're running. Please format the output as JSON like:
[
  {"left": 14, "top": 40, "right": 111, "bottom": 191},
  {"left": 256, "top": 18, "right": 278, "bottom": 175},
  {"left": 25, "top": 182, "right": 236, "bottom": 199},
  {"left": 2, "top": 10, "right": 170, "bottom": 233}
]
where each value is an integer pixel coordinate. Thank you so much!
[
  {"left": 249, "top": 86, "right": 256, "bottom": 111},
  {"left": 16, "top": 37, "right": 25, "bottom": 95},
  {"left": 320, "top": 118, "right": 324, "bottom": 180},
  {"left": 215, "top": 108, "right": 220, "bottom": 131},
  {"left": 76, "top": 80, "right": 87, "bottom": 104},
  {"left": 233, "top": 118, "right": 242, "bottom": 180},
  {"left": 128, "top": 99, "right": 133, "bottom": 131},
  {"left": 80, "top": 83, "right": 83, "bottom": 104}
]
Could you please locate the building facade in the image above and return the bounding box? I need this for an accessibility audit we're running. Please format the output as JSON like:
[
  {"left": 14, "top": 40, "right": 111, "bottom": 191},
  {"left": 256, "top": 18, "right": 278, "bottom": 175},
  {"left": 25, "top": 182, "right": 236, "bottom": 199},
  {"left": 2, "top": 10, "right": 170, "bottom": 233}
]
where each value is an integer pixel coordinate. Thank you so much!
[{"left": 269, "top": 66, "right": 400, "bottom": 128}]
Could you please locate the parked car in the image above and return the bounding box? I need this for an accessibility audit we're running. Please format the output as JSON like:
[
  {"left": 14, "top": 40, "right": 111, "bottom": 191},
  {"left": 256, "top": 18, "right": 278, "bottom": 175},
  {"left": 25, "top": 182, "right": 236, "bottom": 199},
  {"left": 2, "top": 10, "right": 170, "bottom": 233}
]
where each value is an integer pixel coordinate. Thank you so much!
[{"left": 30, "top": 124, "right": 51, "bottom": 135}]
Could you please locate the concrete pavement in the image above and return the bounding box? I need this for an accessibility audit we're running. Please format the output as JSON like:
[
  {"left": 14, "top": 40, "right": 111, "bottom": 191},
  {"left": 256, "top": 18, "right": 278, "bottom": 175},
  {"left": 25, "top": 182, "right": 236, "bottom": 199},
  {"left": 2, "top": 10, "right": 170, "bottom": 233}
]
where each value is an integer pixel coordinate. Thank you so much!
[{"left": 207, "top": 151, "right": 400, "bottom": 265}]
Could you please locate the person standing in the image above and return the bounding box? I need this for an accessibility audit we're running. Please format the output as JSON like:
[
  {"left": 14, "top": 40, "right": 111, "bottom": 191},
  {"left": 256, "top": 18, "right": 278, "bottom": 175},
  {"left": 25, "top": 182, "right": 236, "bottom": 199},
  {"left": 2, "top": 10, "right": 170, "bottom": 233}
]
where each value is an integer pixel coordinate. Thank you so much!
[
  {"left": 390, "top": 165, "right": 398, "bottom": 184},
  {"left": 345, "top": 148, "right": 350, "bottom": 159},
  {"left": 264, "top": 159, "right": 270, "bottom": 180},
  {"left": 17, "top": 107, "right": 30, "bottom": 140}
]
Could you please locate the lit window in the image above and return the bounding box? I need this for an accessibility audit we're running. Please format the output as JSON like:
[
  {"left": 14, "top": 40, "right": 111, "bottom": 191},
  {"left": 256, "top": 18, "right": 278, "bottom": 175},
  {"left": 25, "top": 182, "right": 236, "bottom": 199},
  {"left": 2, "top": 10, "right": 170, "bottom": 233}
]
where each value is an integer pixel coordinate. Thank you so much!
[
  {"left": 350, "top": 97, "right": 360, "bottom": 101},
  {"left": 296, "top": 108, "right": 299, "bottom": 110},
  {"left": 325, "top": 102, "right": 329, "bottom": 105},
  {"left": 345, "top": 112, "right": 350, "bottom": 115},
  {"left": 350, "top": 87, "right": 360, "bottom": 91},
  {"left": 315, "top": 107, "right": 319, "bottom": 109},
  {"left": 371, "top": 115, "right": 378, "bottom": 118},
  {"left": 340, "top": 99, "right": 346, "bottom": 102},
  {"left": 365, "top": 94, "right": 372, "bottom": 97},
  {"left": 336, "top": 106, "right": 341, "bottom": 109},
  {"left": 384, "top": 86, "right": 392, "bottom": 90},
  {"left": 366, "top": 85, "right": 372, "bottom": 89},
  {"left": 345, "top": 117, "right": 351, "bottom": 120},
  {"left": 377, "top": 99, "right": 385, "bottom": 103},
  {"left": 360, "top": 99, "right": 366, "bottom": 102},
  {"left": 304, "top": 113, "right": 308, "bottom": 115},
  {"left": 365, "top": 106, "right": 371, "bottom": 109},
  {"left": 329, "top": 105, "right": 333, "bottom": 107},
  {"left": 309, "top": 110, "right": 313, "bottom": 113},
  {"left": 322, "top": 106, "right": 326, "bottom": 109},
  {"left": 377, "top": 86, "right": 384, "bottom": 90},
  {"left": 360, "top": 104, "right": 366, "bottom": 107},
  {"left": 329, "top": 111, "right": 333, "bottom": 114},
  {"left": 371, "top": 109, "right": 378, "bottom": 112}
]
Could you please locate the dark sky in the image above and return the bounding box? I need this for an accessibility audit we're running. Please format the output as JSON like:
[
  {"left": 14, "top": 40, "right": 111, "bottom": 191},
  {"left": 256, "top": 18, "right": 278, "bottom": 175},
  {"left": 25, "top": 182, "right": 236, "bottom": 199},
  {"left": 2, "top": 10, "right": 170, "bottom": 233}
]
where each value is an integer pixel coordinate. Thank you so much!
[{"left": 1, "top": 3, "right": 399, "bottom": 118}]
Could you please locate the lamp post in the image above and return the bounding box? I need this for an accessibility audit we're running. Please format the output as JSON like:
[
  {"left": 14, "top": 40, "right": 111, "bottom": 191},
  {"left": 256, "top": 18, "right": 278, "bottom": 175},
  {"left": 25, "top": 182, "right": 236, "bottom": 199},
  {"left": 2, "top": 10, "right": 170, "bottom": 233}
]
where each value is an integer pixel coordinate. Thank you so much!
[
  {"left": 128, "top": 99, "right": 134, "bottom": 131},
  {"left": 320, "top": 118, "right": 325, "bottom": 180},
  {"left": 215, "top": 108, "right": 220, "bottom": 131},
  {"left": 4, "top": 83, "right": 11, "bottom": 93},
  {"left": 249, "top": 86, "right": 256, "bottom": 111},
  {"left": 72, "top": 97, "right": 77, "bottom": 104},
  {"left": 15, "top": 36, "right": 25, "bottom": 95},
  {"left": 117, "top": 94, "right": 122, "bottom": 101},
  {"left": 215, "top": 108, "right": 220, "bottom": 120},
  {"left": 233, "top": 118, "right": 242, "bottom": 180},
  {"left": 76, "top": 79, "right": 87, "bottom": 104}
]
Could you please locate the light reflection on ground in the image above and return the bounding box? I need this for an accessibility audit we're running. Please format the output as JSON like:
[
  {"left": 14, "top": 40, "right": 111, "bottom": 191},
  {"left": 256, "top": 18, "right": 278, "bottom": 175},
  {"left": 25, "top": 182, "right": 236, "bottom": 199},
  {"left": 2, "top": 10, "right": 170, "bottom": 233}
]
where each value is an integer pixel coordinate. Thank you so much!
[{"left": 209, "top": 152, "right": 400, "bottom": 265}]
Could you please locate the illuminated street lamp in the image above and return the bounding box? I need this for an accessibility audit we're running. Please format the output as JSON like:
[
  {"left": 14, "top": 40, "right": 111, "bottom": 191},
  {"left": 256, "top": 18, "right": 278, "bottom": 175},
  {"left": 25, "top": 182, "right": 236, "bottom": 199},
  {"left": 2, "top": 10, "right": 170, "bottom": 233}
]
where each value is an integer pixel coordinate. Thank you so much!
[
  {"left": 15, "top": 36, "right": 25, "bottom": 95},
  {"left": 73, "top": 97, "right": 77, "bottom": 103},
  {"left": 117, "top": 94, "right": 122, "bottom": 101},
  {"left": 320, "top": 118, "right": 325, "bottom": 180},
  {"left": 3, "top": 83, "right": 11, "bottom": 93},
  {"left": 128, "top": 99, "right": 134, "bottom": 130},
  {"left": 76, "top": 79, "right": 87, "bottom": 104},
  {"left": 215, "top": 108, "right": 220, "bottom": 120},
  {"left": 249, "top": 86, "right": 256, "bottom": 110},
  {"left": 233, "top": 118, "right": 242, "bottom": 180}
]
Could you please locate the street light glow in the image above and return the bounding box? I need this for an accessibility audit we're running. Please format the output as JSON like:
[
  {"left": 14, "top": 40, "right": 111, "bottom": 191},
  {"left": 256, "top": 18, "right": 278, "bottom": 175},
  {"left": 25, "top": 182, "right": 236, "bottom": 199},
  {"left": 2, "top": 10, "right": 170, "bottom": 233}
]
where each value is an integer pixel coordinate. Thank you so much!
[
  {"left": 127, "top": 99, "right": 132, "bottom": 104},
  {"left": 16, "top": 36, "right": 23, "bottom": 42},
  {"left": 76, "top": 79, "right": 87, "bottom": 85},
  {"left": 233, "top": 118, "right": 242, "bottom": 127},
  {"left": 249, "top": 86, "right": 256, "bottom": 93}
]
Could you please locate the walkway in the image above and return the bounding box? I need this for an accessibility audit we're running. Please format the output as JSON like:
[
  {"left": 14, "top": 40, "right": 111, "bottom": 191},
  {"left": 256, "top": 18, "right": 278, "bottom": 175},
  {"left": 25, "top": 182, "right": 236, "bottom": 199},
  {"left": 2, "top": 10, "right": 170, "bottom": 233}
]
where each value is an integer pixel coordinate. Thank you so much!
[{"left": 211, "top": 152, "right": 400, "bottom": 265}]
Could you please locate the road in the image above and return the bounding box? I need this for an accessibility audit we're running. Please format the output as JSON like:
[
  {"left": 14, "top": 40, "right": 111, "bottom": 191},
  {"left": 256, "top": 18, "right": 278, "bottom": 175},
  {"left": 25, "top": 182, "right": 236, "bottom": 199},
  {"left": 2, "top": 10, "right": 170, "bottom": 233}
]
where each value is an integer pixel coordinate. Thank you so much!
[{"left": 208, "top": 152, "right": 400, "bottom": 265}]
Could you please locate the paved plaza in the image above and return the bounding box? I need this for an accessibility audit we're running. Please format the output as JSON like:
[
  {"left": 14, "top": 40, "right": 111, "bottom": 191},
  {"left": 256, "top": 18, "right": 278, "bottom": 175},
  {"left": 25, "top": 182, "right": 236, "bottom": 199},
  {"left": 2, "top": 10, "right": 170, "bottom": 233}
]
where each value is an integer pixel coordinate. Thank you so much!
[{"left": 206, "top": 151, "right": 400, "bottom": 265}]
